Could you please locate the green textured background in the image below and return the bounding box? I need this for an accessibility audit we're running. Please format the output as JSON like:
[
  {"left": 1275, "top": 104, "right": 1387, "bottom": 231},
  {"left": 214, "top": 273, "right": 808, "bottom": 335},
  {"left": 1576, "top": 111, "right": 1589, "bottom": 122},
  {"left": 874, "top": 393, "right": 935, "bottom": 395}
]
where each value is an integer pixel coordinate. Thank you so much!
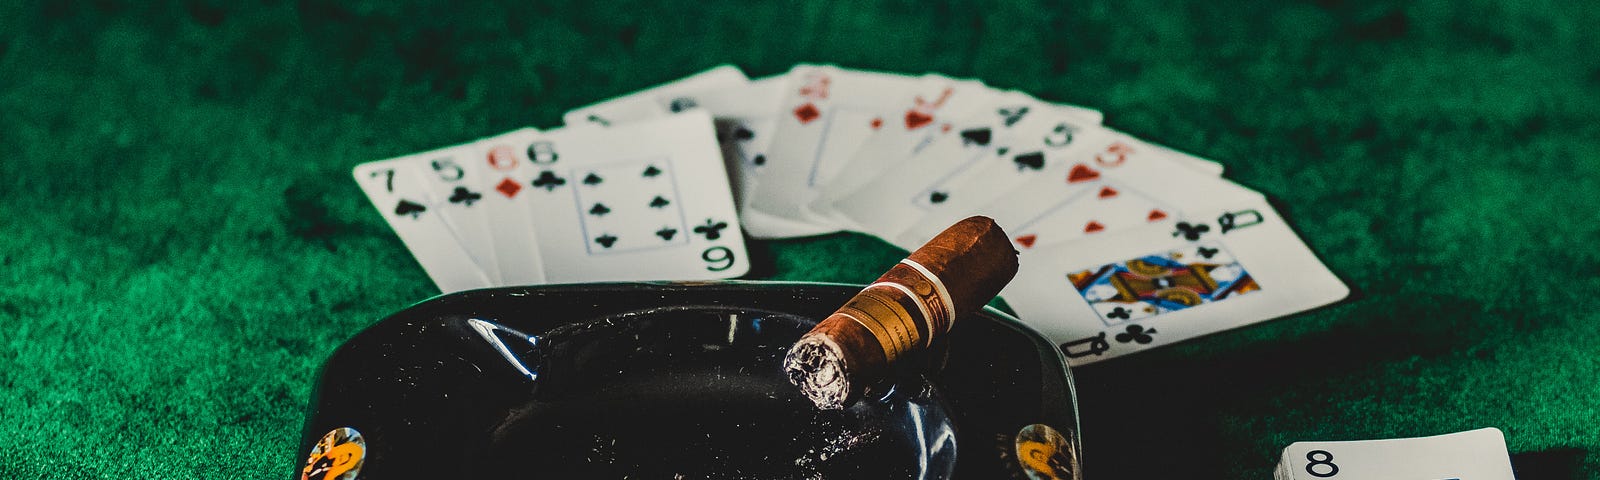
[{"left": 3, "top": 0, "right": 1598, "bottom": 477}]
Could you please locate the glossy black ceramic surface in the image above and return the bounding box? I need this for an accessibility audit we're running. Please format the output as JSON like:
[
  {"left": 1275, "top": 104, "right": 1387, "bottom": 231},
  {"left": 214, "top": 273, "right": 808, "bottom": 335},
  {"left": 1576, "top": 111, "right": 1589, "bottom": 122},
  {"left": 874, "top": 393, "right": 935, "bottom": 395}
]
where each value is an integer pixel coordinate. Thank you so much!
[{"left": 294, "top": 282, "right": 1080, "bottom": 479}]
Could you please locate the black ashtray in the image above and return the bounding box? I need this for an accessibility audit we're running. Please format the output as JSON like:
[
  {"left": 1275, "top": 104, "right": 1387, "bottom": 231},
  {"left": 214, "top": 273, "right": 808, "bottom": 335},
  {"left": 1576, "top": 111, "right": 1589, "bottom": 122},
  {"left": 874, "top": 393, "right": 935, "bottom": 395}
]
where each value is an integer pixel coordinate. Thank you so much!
[{"left": 294, "top": 282, "right": 1081, "bottom": 479}]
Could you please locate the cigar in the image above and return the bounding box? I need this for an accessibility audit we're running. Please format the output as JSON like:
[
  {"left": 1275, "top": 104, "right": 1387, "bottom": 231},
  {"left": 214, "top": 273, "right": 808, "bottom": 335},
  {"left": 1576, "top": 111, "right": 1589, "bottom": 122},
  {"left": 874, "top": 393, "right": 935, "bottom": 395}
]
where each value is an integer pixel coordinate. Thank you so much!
[{"left": 783, "top": 216, "right": 1019, "bottom": 409}]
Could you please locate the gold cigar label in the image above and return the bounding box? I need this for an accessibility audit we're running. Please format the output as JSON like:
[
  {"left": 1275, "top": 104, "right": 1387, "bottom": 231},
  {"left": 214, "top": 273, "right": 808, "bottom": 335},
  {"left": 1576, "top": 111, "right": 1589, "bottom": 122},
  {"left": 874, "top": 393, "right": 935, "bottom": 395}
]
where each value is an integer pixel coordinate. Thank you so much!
[{"left": 783, "top": 216, "right": 1019, "bottom": 409}]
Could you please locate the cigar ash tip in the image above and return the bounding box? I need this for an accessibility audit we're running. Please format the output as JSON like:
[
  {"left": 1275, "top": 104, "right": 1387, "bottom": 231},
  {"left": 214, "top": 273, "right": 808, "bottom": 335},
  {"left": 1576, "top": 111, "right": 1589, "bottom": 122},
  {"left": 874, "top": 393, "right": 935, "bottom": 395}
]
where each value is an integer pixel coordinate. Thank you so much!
[{"left": 783, "top": 334, "right": 850, "bottom": 410}]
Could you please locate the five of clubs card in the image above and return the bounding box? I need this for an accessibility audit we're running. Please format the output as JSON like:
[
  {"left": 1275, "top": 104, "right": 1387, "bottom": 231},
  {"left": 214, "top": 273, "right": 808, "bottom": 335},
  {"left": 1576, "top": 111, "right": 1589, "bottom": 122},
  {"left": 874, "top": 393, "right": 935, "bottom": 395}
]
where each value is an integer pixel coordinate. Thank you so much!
[{"left": 354, "top": 63, "right": 1347, "bottom": 367}]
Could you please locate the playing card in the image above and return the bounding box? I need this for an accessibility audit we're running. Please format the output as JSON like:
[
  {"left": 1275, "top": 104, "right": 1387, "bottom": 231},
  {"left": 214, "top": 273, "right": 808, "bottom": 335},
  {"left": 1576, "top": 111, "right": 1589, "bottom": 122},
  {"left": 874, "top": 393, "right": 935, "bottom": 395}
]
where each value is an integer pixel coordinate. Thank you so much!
[
  {"left": 1000, "top": 198, "right": 1347, "bottom": 365},
  {"left": 810, "top": 89, "right": 1103, "bottom": 226},
  {"left": 1276, "top": 428, "right": 1515, "bottom": 480},
  {"left": 563, "top": 73, "right": 828, "bottom": 240},
  {"left": 827, "top": 104, "right": 1109, "bottom": 245},
  {"left": 1000, "top": 181, "right": 1176, "bottom": 250},
  {"left": 965, "top": 132, "right": 1264, "bottom": 252},
  {"left": 890, "top": 124, "right": 1259, "bottom": 251},
  {"left": 688, "top": 77, "right": 785, "bottom": 201},
  {"left": 352, "top": 160, "right": 493, "bottom": 293},
  {"left": 398, "top": 141, "right": 503, "bottom": 283},
  {"left": 671, "top": 76, "right": 838, "bottom": 239},
  {"left": 562, "top": 65, "right": 749, "bottom": 127},
  {"left": 499, "top": 110, "right": 750, "bottom": 282},
  {"left": 471, "top": 128, "right": 555, "bottom": 286},
  {"left": 748, "top": 65, "right": 995, "bottom": 231},
  {"left": 1147, "top": 140, "right": 1226, "bottom": 176}
]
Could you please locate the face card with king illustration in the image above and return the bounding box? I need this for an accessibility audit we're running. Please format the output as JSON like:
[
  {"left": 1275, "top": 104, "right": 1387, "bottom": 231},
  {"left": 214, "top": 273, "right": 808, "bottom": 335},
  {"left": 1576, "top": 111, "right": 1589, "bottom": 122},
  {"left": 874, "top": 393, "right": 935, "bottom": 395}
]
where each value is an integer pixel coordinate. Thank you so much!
[
  {"left": 504, "top": 110, "right": 751, "bottom": 283},
  {"left": 352, "top": 159, "right": 495, "bottom": 293},
  {"left": 999, "top": 198, "right": 1348, "bottom": 366},
  {"left": 747, "top": 65, "right": 995, "bottom": 231}
]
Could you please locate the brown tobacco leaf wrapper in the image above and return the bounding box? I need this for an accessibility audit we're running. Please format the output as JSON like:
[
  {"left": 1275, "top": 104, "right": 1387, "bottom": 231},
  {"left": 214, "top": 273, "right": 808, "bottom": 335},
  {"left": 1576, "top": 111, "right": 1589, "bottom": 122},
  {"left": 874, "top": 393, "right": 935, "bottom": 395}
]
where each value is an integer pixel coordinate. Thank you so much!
[{"left": 783, "top": 216, "right": 1019, "bottom": 409}]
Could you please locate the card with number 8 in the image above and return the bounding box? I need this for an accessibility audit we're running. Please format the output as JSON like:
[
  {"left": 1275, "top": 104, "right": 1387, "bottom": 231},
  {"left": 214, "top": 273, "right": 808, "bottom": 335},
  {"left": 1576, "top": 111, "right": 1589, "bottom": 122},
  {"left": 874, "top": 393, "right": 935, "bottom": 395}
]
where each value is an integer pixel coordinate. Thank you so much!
[{"left": 1275, "top": 428, "right": 1515, "bottom": 480}]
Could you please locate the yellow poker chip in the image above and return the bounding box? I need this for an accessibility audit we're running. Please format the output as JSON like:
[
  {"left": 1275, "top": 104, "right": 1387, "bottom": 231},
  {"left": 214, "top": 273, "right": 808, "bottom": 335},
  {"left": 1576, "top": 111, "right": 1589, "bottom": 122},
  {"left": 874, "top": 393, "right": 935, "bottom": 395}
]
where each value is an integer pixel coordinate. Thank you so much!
[{"left": 301, "top": 427, "right": 366, "bottom": 480}]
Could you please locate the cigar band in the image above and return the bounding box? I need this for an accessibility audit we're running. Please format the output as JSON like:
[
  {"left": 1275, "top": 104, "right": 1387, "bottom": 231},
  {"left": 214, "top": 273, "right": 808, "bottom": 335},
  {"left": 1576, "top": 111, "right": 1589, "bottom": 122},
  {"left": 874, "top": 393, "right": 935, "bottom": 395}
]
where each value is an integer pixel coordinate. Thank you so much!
[
  {"left": 899, "top": 259, "right": 957, "bottom": 335},
  {"left": 840, "top": 285, "right": 925, "bottom": 360},
  {"left": 871, "top": 280, "right": 933, "bottom": 343}
]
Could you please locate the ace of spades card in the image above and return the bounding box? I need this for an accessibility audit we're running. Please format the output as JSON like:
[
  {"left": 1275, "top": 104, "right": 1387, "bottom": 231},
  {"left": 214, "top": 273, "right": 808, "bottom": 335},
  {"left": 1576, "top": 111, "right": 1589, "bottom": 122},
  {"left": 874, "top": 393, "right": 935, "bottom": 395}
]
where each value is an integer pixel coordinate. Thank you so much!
[
  {"left": 514, "top": 110, "right": 750, "bottom": 282},
  {"left": 352, "top": 160, "right": 493, "bottom": 293},
  {"left": 1000, "top": 199, "right": 1348, "bottom": 366},
  {"left": 749, "top": 65, "right": 990, "bottom": 230}
]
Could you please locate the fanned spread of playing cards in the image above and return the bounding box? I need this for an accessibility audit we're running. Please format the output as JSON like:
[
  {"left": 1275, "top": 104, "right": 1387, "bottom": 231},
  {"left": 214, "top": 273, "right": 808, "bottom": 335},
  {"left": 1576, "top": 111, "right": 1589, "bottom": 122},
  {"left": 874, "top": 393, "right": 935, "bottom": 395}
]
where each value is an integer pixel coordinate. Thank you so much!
[{"left": 354, "top": 64, "right": 1348, "bottom": 366}]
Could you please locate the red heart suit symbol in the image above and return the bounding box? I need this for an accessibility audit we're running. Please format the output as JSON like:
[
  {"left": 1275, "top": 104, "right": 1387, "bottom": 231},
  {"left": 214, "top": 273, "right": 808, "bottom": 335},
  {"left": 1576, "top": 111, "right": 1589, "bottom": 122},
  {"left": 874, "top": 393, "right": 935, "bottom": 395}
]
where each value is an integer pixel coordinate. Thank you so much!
[
  {"left": 905, "top": 110, "right": 934, "bottom": 130},
  {"left": 1067, "top": 164, "right": 1101, "bottom": 183}
]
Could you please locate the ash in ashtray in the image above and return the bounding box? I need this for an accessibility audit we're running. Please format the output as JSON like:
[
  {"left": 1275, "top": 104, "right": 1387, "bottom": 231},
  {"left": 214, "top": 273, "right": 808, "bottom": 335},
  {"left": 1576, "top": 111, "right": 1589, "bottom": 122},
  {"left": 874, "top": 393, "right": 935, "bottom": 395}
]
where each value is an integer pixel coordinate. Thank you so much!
[
  {"left": 476, "top": 310, "right": 954, "bottom": 478},
  {"left": 792, "top": 422, "right": 882, "bottom": 470}
]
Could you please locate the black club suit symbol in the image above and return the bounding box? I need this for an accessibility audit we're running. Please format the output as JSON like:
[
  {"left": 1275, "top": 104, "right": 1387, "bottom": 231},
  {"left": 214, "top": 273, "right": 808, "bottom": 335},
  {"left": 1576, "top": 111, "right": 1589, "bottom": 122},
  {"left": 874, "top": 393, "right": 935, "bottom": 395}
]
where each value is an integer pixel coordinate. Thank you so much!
[
  {"left": 532, "top": 171, "right": 566, "bottom": 191},
  {"left": 1172, "top": 222, "right": 1210, "bottom": 241},
  {"left": 694, "top": 219, "right": 729, "bottom": 240},
  {"left": 1114, "top": 324, "right": 1157, "bottom": 344},
  {"left": 447, "top": 187, "right": 481, "bottom": 206},
  {"left": 1106, "top": 307, "right": 1133, "bottom": 320}
]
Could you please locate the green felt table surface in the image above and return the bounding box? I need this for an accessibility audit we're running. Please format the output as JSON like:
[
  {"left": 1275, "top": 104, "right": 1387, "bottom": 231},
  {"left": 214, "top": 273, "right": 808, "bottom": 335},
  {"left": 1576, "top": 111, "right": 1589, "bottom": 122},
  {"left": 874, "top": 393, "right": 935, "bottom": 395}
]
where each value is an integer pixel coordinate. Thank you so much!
[{"left": 3, "top": 0, "right": 1598, "bottom": 478}]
